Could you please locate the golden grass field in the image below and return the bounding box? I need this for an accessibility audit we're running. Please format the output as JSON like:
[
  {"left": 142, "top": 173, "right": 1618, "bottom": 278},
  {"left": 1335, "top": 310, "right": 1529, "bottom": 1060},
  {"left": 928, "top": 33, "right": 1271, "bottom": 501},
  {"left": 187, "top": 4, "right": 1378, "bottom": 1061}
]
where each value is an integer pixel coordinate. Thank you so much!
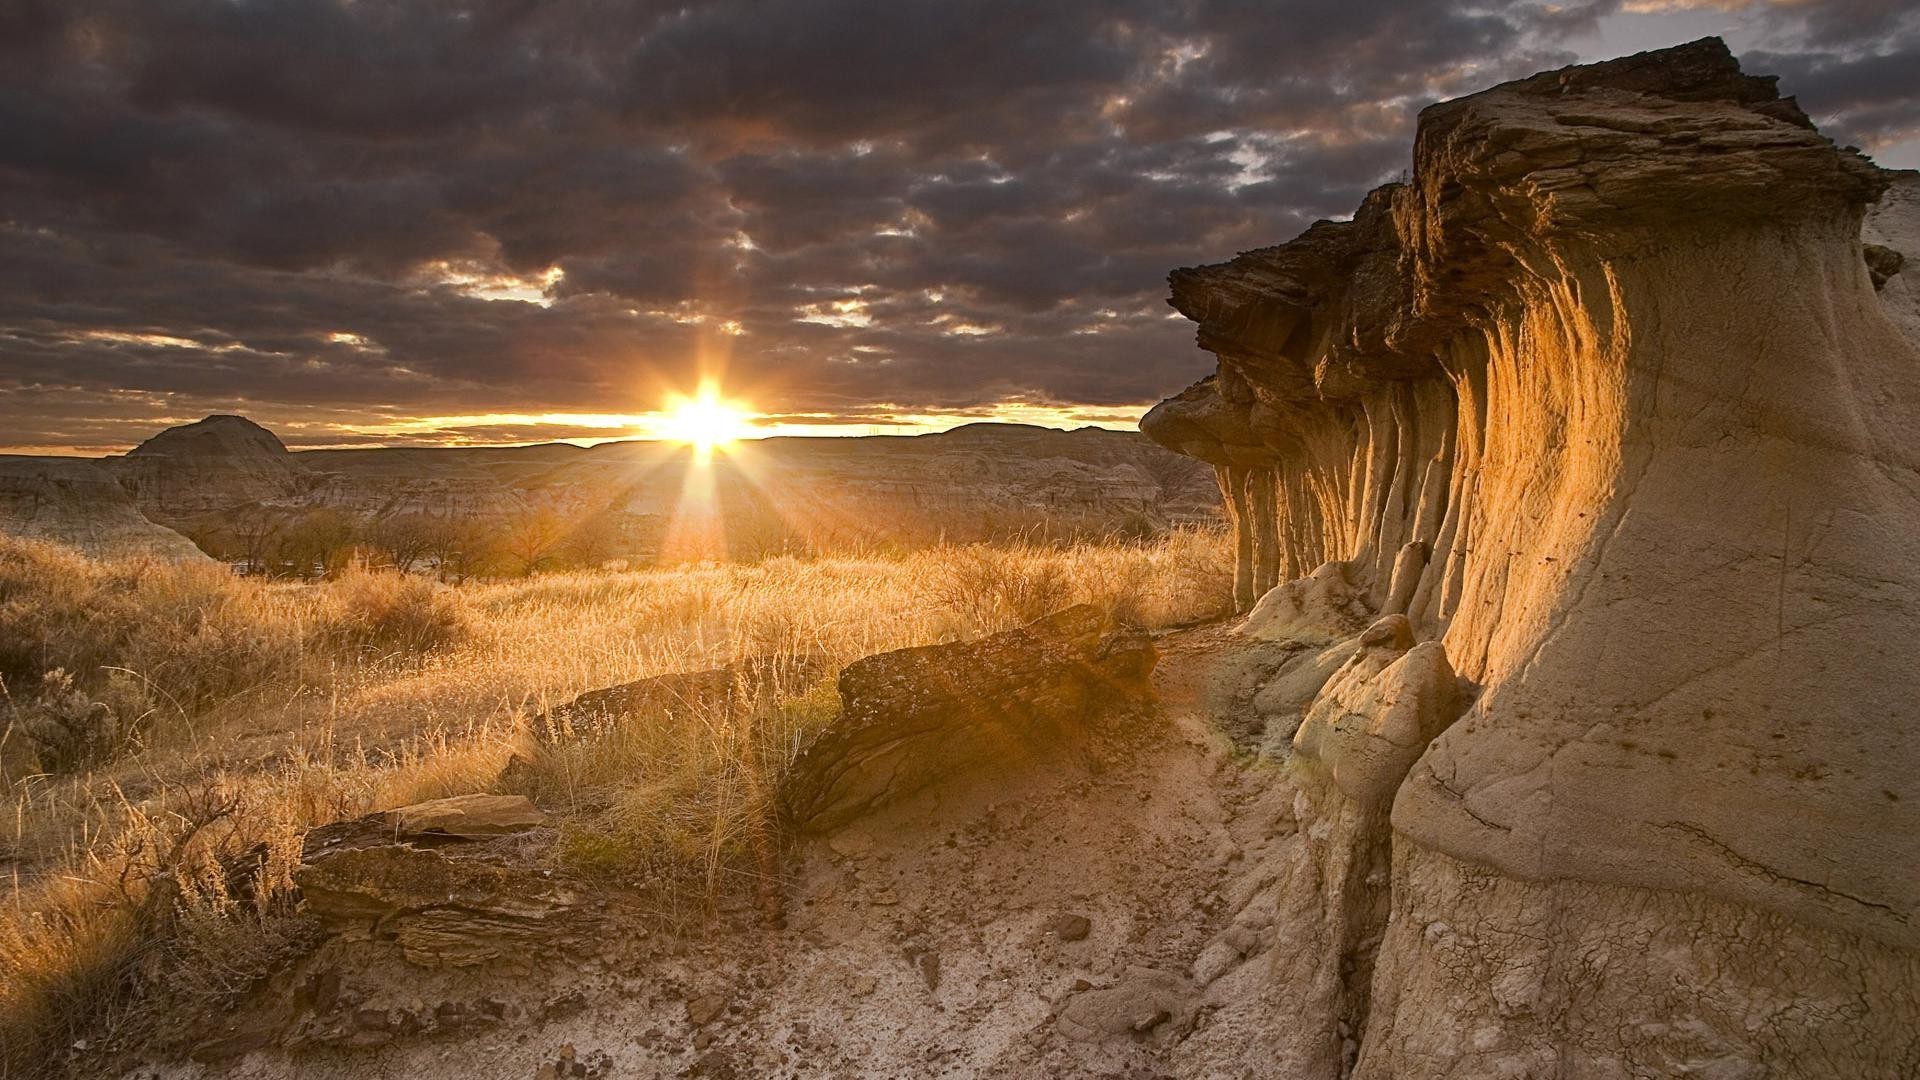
[{"left": 0, "top": 529, "right": 1230, "bottom": 1072}]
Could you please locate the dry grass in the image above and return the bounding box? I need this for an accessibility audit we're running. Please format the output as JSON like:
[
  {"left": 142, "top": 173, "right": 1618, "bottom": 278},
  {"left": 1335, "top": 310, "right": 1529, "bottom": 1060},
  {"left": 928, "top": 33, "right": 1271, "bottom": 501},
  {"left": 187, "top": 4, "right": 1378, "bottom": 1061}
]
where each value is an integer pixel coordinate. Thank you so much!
[{"left": 0, "top": 527, "right": 1230, "bottom": 1075}]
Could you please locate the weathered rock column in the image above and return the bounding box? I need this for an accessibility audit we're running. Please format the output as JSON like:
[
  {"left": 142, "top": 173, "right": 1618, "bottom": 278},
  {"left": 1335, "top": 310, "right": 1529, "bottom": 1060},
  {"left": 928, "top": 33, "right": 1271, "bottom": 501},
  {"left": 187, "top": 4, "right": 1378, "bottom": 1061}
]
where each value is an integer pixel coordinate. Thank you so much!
[
  {"left": 1216, "top": 464, "right": 1256, "bottom": 610},
  {"left": 1246, "top": 467, "right": 1280, "bottom": 600}
]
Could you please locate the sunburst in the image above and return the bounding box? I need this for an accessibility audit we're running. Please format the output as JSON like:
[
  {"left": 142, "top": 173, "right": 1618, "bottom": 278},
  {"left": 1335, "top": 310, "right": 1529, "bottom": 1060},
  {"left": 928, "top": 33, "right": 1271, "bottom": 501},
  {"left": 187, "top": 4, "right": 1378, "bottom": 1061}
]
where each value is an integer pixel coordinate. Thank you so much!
[{"left": 659, "top": 382, "right": 755, "bottom": 457}]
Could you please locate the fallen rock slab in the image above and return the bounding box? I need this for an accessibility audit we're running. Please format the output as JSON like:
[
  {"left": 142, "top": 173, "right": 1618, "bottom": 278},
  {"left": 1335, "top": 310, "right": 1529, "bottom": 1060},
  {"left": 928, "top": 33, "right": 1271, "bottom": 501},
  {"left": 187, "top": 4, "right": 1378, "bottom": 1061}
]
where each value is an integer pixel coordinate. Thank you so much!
[
  {"left": 781, "top": 605, "right": 1155, "bottom": 833},
  {"left": 1057, "top": 966, "right": 1196, "bottom": 1043},
  {"left": 533, "top": 655, "right": 826, "bottom": 741}
]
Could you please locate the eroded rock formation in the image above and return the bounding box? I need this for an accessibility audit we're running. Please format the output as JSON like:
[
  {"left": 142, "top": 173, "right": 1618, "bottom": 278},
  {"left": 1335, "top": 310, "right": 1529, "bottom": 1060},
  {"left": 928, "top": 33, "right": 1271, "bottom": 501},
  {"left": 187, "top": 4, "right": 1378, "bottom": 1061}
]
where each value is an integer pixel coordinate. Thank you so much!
[
  {"left": 0, "top": 455, "right": 208, "bottom": 560},
  {"left": 1143, "top": 38, "right": 1920, "bottom": 1077},
  {"left": 112, "top": 414, "right": 308, "bottom": 525}
]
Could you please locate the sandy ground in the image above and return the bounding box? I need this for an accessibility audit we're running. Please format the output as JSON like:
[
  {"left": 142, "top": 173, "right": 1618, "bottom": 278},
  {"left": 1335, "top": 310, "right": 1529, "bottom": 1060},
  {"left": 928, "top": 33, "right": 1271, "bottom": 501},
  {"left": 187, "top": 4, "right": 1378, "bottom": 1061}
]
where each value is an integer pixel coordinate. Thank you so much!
[{"left": 137, "top": 623, "right": 1309, "bottom": 1080}]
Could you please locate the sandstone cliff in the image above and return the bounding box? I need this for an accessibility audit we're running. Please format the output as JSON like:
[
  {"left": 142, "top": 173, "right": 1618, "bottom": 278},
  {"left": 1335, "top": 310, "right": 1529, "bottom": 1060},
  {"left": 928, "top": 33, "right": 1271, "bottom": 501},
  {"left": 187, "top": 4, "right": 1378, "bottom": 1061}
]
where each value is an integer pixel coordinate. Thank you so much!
[{"left": 1143, "top": 38, "right": 1920, "bottom": 1078}]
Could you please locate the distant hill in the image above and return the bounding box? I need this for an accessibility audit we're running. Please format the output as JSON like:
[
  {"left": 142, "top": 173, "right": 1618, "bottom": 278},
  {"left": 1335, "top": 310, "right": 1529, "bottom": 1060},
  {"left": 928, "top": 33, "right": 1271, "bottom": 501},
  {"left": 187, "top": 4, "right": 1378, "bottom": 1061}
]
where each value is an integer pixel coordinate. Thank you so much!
[{"left": 1, "top": 416, "right": 1221, "bottom": 567}]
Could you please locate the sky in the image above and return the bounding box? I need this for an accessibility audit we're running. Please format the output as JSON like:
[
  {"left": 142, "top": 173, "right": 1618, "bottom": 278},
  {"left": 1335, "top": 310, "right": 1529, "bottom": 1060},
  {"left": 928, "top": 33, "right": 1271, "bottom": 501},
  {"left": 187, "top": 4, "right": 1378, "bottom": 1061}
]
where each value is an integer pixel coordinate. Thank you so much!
[{"left": 3, "top": 0, "right": 1915, "bottom": 454}]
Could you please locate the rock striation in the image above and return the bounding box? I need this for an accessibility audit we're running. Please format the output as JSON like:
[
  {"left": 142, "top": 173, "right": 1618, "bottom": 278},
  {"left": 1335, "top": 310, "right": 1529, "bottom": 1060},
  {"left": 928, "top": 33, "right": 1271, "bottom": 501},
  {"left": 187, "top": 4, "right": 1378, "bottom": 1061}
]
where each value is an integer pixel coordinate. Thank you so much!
[{"left": 1143, "top": 38, "right": 1920, "bottom": 1077}]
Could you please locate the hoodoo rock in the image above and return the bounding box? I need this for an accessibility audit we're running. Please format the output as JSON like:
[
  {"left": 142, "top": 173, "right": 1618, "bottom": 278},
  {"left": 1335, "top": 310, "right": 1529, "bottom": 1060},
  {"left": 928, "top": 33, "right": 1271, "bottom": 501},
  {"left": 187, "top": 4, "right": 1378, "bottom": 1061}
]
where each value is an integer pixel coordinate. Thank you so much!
[
  {"left": 781, "top": 605, "right": 1157, "bottom": 833},
  {"left": 1143, "top": 38, "right": 1920, "bottom": 1077}
]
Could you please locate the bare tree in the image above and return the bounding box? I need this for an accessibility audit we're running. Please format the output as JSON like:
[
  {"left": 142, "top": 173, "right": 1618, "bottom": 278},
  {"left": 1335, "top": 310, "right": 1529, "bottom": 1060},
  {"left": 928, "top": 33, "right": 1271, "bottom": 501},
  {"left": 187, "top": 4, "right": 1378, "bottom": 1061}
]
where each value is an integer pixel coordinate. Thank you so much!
[
  {"left": 502, "top": 509, "right": 567, "bottom": 576},
  {"left": 561, "top": 511, "right": 621, "bottom": 570},
  {"left": 420, "top": 515, "right": 495, "bottom": 582},
  {"left": 365, "top": 513, "right": 436, "bottom": 573},
  {"left": 276, "top": 510, "right": 357, "bottom": 580},
  {"left": 229, "top": 507, "right": 285, "bottom": 575}
]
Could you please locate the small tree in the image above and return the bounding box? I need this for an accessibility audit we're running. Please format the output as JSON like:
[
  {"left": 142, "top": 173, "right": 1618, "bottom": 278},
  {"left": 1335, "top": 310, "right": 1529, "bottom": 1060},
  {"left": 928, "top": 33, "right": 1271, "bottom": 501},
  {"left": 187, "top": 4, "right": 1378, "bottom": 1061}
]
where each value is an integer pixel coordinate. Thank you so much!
[
  {"left": 502, "top": 509, "right": 567, "bottom": 576},
  {"left": 366, "top": 513, "right": 436, "bottom": 573},
  {"left": 276, "top": 510, "right": 357, "bottom": 580},
  {"left": 420, "top": 515, "right": 495, "bottom": 582},
  {"left": 561, "top": 512, "right": 621, "bottom": 570},
  {"left": 229, "top": 507, "right": 285, "bottom": 575}
]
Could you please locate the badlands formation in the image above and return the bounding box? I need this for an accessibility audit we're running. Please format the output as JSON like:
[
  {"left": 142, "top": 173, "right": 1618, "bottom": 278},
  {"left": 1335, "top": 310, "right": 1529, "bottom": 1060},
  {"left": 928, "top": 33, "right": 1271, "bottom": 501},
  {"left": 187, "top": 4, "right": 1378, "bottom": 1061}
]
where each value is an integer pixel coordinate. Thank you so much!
[
  {"left": 61, "top": 39, "right": 1917, "bottom": 1080},
  {"left": 0, "top": 417, "right": 1218, "bottom": 563}
]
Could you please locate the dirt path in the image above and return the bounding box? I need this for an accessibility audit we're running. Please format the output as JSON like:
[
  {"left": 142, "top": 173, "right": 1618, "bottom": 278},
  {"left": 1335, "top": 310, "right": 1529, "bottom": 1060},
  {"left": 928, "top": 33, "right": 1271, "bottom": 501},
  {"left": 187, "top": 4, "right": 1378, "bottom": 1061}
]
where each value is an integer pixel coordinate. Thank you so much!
[{"left": 168, "top": 623, "right": 1307, "bottom": 1080}]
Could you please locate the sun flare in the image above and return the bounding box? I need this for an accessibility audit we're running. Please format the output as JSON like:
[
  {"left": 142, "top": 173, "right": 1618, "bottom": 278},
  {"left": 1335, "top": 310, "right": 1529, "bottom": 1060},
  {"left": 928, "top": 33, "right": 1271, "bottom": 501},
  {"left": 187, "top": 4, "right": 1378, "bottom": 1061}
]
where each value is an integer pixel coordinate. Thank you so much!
[{"left": 659, "top": 383, "right": 755, "bottom": 455}]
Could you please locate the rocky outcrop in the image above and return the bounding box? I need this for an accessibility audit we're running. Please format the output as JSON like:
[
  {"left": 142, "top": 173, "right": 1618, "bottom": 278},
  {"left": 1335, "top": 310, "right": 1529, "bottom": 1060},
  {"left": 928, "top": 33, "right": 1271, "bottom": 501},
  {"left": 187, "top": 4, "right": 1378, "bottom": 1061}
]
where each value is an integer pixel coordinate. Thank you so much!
[
  {"left": 296, "top": 845, "right": 577, "bottom": 968},
  {"left": 1143, "top": 38, "right": 1920, "bottom": 1077},
  {"left": 782, "top": 605, "right": 1157, "bottom": 833},
  {"left": 1865, "top": 169, "right": 1920, "bottom": 343},
  {"left": 0, "top": 455, "right": 209, "bottom": 560}
]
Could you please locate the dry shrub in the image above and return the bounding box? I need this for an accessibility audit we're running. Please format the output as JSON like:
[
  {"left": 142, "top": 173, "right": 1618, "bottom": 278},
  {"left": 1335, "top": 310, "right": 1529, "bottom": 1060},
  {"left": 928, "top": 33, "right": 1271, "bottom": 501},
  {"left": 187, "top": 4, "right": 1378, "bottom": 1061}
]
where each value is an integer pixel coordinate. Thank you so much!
[
  {"left": 0, "top": 538, "right": 306, "bottom": 772},
  {"left": 922, "top": 527, "right": 1233, "bottom": 634},
  {"left": 0, "top": 778, "right": 314, "bottom": 1078},
  {"left": 924, "top": 542, "right": 1077, "bottom": 635},
  {"left": 309, "top": 567, "right": 471, "bottom": 657}
]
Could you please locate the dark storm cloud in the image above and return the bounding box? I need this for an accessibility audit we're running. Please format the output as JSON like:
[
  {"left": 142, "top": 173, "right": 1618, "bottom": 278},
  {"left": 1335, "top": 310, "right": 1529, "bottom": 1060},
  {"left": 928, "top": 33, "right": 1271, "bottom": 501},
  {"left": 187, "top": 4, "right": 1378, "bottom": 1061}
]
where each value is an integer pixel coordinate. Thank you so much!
[{"left": 0, "top": 0, "right": 1902, "bottom": 451}]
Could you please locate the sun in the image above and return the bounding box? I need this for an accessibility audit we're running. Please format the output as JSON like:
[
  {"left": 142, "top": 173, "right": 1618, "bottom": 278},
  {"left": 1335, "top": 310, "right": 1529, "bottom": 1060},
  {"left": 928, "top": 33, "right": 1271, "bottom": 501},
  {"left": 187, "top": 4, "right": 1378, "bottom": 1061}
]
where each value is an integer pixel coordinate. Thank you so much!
[{"left": 659, "top": 382, "right": 754, "bottom": 456}]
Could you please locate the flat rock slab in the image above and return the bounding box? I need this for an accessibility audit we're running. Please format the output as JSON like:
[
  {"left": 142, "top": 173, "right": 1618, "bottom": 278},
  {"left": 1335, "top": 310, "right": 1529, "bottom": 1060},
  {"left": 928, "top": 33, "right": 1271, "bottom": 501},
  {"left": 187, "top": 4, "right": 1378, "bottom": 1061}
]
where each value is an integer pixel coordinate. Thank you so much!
[
  {"left": 781, "top": 604, "right": 1156, "bottom": 833},
  {"left": 385, "top": 793, "right": 545, "bottom": 839}
]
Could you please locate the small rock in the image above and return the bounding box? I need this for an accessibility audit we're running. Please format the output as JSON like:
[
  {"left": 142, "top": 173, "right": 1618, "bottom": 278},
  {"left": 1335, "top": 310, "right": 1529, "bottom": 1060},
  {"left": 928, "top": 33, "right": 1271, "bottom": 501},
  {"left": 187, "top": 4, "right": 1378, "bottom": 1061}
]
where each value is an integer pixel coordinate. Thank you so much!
[
  {"left": 916, "top": 951, "right": 941, "bottom": 991},
  {"left": 827, "top": 831, "right": 875, "bottom": 858},
  {"left": 1051, "top": 914, "right": 1092, "bottom": 942},
  {"left": 851, "top": 975, "right": 878, "bottom": 997},
  {"left": 686, "top": 994, "right": 728, "bottom": 1027}
]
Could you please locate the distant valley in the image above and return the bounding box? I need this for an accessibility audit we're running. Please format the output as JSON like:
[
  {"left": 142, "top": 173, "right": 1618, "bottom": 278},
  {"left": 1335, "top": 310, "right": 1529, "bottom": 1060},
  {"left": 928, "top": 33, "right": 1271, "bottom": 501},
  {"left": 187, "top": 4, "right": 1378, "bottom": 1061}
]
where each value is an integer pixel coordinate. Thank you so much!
[{"left": 0, "top": 415, "right": 1221, "bottom": 570}]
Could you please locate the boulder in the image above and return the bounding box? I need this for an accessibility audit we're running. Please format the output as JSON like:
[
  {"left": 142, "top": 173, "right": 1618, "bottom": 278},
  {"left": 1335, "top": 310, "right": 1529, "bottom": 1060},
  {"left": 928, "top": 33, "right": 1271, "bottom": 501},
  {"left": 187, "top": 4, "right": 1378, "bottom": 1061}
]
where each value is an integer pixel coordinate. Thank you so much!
[
  {"left": 1238, "top": 560, "right": 1371, "bottom": 645},
  {"left": 781, "top": 605, "right": 1156, "bottom": 833}
]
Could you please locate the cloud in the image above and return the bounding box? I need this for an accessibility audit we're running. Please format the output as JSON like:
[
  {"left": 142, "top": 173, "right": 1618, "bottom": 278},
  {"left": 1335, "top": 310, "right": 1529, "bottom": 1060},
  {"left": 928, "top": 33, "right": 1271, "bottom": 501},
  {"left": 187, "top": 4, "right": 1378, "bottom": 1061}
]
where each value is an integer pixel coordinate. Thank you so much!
[{"left": 0, "top": 0, "right": 1900, "bottom": 452}]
